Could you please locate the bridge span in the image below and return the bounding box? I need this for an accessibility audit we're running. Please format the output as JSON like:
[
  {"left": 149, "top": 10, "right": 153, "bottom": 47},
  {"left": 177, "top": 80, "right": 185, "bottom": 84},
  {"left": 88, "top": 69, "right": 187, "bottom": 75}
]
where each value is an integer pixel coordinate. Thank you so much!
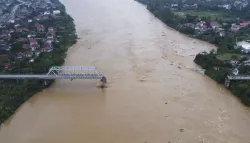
[
  {"left": 225, "top": 75, "right": 250, "bottom": 87},
  {"left": 0, "top": 66, "right": 105, "bottom": 80}
]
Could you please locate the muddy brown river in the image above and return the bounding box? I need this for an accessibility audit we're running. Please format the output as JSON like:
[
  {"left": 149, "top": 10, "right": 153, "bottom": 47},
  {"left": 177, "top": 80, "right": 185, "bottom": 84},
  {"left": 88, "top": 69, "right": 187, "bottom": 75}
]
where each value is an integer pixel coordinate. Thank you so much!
[{"left": 1, "top": 0, "right": 250, "bottom": 142}]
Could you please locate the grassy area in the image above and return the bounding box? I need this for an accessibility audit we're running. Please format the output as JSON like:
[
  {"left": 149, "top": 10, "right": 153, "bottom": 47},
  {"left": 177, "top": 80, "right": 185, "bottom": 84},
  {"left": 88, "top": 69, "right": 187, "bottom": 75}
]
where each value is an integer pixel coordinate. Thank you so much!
[
  {"left": 174, "top": 10, "right": 234, "bottom": 20},
  {"left": 216, "top": 53, "right": 243, "bottom": 61}
]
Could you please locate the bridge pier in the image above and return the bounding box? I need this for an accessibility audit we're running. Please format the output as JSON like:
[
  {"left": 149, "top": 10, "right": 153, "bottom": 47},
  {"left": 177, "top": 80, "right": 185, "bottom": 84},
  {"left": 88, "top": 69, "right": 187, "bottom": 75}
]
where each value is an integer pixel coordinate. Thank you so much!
[
  {"left": 225, "top": 78, "right": 230, "bottom": 88},
  {"left": 100, "top": 76, "right": 107, "bottom": 88},
  {"left": 44, "top": 81, "right": 48, "bottom": 86}
]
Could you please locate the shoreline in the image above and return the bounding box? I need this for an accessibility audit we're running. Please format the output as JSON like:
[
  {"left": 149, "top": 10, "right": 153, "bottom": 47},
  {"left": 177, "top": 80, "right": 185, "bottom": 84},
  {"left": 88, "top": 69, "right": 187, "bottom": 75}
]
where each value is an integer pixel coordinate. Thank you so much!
[
  {"left": 135, "top": 0, "right": 250, "bottom": 107},
  {"left": 0, "top": 0, "right": 78, "bottom": 125}
]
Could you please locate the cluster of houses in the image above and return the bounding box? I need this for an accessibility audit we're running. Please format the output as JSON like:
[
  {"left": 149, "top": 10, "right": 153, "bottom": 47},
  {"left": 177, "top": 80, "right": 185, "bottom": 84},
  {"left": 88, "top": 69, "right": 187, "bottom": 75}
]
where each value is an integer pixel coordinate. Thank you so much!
[
  {"left": 180, "top": 19, "right": 250, "bottom": 55},
  {"left": 169, "top": 0, "right": 249, "bottom": 11},
  {"left": 182, "top": 20, "right": 250, "bottom": 36},
  {"left": 0, "top": 0, "right": 62, "bottom": 69}
]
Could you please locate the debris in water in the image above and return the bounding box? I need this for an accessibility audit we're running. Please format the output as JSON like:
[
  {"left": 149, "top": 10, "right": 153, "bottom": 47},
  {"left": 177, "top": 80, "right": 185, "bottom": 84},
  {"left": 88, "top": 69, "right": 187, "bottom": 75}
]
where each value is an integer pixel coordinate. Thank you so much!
[
  {"left": 180, "top": 129, "right": 184, "bottom": 132},
  {"left": 165, "top": 102, "right": 168, "bottom": 104}
]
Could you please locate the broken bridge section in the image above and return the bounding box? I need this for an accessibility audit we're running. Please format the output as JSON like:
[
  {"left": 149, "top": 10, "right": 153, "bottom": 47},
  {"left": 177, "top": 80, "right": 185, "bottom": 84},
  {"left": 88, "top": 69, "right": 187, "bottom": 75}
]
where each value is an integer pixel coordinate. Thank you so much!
[{"left": 0, "top": 66, "right": 104, "bottom": 80}]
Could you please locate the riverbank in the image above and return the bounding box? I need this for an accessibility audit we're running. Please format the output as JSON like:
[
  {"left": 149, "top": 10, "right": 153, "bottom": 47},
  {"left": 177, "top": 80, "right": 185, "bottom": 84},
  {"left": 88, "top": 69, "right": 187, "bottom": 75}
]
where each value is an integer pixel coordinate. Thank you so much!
[
  {"left": 0, "top": 0, "right": 77, "bottom": 124},
  {"left": 135, "top": 0, "right": 250, "bottom": 106},
  {"left": 1, "top": 0, "right": 250, "bottom": 142}
]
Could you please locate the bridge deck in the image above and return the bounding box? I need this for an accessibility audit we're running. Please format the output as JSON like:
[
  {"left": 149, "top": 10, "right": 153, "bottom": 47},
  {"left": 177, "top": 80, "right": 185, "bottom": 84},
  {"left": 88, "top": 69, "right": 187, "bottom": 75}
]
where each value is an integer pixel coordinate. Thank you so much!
[
  {"left": 228, "top": 76, "right": 250, "bottom": 80},
  {"left": 0, "top": 74, "right": 104, "bottom": 79}
]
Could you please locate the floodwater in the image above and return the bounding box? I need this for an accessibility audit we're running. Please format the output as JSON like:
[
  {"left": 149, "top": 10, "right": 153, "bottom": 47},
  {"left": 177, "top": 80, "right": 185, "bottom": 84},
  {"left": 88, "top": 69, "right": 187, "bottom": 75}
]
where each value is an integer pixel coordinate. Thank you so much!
[{"left": 1, "top": 0, "right": 250, "bottom": 142}]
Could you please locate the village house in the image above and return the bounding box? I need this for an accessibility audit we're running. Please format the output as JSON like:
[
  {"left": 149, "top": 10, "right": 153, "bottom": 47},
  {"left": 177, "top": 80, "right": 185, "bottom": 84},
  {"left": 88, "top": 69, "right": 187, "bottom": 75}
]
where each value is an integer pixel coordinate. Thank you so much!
[
  {"left": 0, "top": 45, "right": 11, "bottom": 51},
  {"left": 27, "top": 34, "right": 36, "bottom": 38},
  {"left": 235, "top": 41, "right": 250, "bottom": 53},
  {"left": 35, "top": 49, "right": 41, "bottom": 57},
  {"left": 210, "top": 21, "right": 221, "bottom": 30},
  {"left": 43, "top": 10, "right": 51, "bottom": 15},
  {"left": 22, "top": 44, "right": 30, "bottom": 50},
  {"left": 240, "top": 21, "right": 250, "bottom": 28},
  {"left": 29, "top": 38, "right": 38, "bottom": 45},
  {"left": 17, "top": 37, "right": 28, "bottom": 42},
  {"left": 53, "top": 10, "right": 61, "bottom": 15},
  {"left": 35, "top": 23, "right": 45, "bottom": 32},
  {"left": 218, "top": 4, "right": 232, "bottom": 10},
  {"left": 16, "top": 52, "right": 24, "bottom": 59},
  {"left": 23, "top": 51, "right": 33, "bottom": 58},
  {"left": 14, "top": 24, "right": 20, "bottom": 28},
  {"left": 242, "top": 59, "right": 250, "bottom": 66},
  {"left": 171, "top": 4, "right": 179, "bottom": 8},
  {"left": 231, "top": 24, "right": 241, "bottom": 32},
  {"left": 35, "top": 16, "right": 42, "bottom": 21},
  {"left": 46, "top": 35, "right": 56, "bottom": 43},
  {"left": 184, "top": 23, "right": 196, "bottom": 29},
  {"left": 41, "top": 43, "right": 53, "bottom": 52},
  {"left": 48, "top": 27, "right": 55, "bottom": 34},
  {"left": 232, "top": 68, "right": 239, "bottom": 75},
  {"left": 30, "top": 43, "right": 39, "bottom": 51},
  {"left": 9, "top": 19, "right": 15, "bottom": 23},
  {"left": 0, "top": 53, "right": 7, "bottom": 58},
  {"left": 195, "top": 21, "right": 208, "bottom": 32},
  {"left": 16, "top": 28, "right": 29, "bottom": 32},
  {"left": 3, "top": 63, "right": 10, "bottom": 69},
  {"left": 230, "top": 60, "right": 238, "bottom": 67},
  {"left": 219, "top": 31, "right": 226, "bottom": 37},
  {"left": 190, "top": 3, "right": 198, "bottom": 8}
]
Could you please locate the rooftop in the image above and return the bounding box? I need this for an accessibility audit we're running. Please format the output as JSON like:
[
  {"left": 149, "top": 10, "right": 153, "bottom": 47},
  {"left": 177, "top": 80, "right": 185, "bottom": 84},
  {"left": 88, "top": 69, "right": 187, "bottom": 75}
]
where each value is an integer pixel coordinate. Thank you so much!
[{"left": 237, "top": 41, "right": 250, "bottom": 50}]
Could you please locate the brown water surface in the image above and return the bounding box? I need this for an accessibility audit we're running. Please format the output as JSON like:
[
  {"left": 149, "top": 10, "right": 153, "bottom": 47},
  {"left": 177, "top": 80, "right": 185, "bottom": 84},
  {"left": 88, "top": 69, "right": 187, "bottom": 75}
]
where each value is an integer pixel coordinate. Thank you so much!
[{"left": 0, "top": 0, "right": 250, "bottom": 142}]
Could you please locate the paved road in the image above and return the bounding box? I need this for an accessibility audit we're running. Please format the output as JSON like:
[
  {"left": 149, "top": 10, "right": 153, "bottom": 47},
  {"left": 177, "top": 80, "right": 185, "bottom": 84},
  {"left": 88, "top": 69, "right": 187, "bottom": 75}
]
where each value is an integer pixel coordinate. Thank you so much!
[{"left": 10, "top": 0, "right": 26, "bottom": 19}]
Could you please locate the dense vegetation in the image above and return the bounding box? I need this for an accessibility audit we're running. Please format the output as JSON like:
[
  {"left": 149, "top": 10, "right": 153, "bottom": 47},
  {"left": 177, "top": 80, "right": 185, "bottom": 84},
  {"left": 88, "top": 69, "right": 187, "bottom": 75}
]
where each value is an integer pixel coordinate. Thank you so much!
[
  {"left": 0, "top": 2, "right": 77, "bottom": 124},
  {"left": 194, "top": 52, "right": 250, "bottom": 106},
  {"left": 136, "top": 0, "right": 250, "bottom": 106}
]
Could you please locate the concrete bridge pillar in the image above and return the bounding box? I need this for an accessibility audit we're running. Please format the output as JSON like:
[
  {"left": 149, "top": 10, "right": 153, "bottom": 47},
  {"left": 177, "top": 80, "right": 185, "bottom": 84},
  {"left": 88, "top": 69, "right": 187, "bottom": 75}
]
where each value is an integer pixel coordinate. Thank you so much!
[{"left": 225, "top": 78, "right": 230, "bottom": 88}]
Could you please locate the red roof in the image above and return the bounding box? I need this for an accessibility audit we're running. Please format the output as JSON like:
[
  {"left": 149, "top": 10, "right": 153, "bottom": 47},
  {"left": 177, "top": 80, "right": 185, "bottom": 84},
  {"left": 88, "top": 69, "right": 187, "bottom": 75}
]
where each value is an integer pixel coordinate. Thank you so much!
[
  {"left": 31, "top": 44, "right": 38, "bottom": 48},
  {"left": 4, "top": 63, "right": 9, "bottom": 68},
  {"left": 202, "top": 25, "right": 207, "bottom": 29},
  {"left": 22, "top": 44, "right": 30, "bottom": 49},
  {"left": 47, "top": 37, "right": 56, "bottom": 41},
  {"left": 0, "top": 5, "right": 7, "bottom": 9},
  {"left": 240, "top": 22, "right": 249, "bottom": 27},
  {"left": 24, "top": 51, "right": 33, "bottom": 55},
  {"left": 44, "top": 43, "right": 52, "bottom": 48},
  {"left": 29, "top": 39, "right": 37, "bottom": 43},
  {"left": 17, "top": 52, "right": 23, "bottom": 57},
  {"left": 35, "top": 16, "right": 41, "bottom": 19},
  {"left": 35, "top": 23, "right": 41, "bottom": 30}
]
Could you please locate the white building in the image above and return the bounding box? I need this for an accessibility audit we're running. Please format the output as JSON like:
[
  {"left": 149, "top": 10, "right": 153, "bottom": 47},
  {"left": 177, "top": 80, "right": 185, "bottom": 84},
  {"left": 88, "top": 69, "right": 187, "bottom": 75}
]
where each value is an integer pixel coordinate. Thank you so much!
[
  {"left": 44, "top": 11, "right": 51, "bottom": 15},
  {"left": 53, "top": 10, "right": 61, "bottom": 15},
  {"left": 236, "top": 41, "right": 250, "bottom": 53},
  {"left": 233, "top": 69, "right": 239, "bottom": 75},
  {"left": 171, "top": 4, "right": 179, "bottom": 8},
  {"left": 9, "top": 20, "right": 15, "bottom": 23}
]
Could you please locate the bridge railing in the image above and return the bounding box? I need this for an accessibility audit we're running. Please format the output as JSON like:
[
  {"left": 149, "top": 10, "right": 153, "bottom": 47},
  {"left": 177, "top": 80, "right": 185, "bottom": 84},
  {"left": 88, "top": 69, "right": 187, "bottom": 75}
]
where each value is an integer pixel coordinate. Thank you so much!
[
  {"left": 227, "top": 75, "right": 250, "bottom": 80},
  {"left": 0, "top": 66, "right": 104, "bottom": 80}
]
